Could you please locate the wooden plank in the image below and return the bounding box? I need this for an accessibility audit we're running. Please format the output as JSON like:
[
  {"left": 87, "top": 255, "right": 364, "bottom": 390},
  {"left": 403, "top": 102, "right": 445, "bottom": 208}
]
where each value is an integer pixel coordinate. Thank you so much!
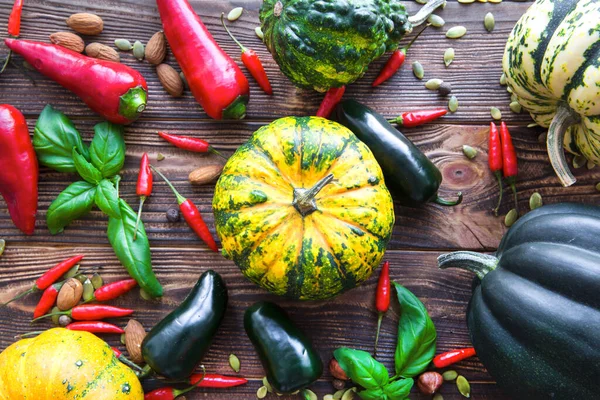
[
  {"left": 0, "top": 245, "right": 508, "bottom": 399},
  {"left": 0, "top": 0, "right": 533, "bottom": 124}
]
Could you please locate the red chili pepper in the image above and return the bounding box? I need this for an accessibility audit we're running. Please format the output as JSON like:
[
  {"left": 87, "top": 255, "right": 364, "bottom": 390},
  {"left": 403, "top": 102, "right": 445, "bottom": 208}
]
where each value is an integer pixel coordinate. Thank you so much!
[
  {"left": 145, "top": 367, "right": 206, "bottom": 399},
  {"left": 221, "top": 14, "right": 272, "bottom": 95},
  {"left": 374, "top": 261, "right": 391, "bottom": 354},
  {"left": 65, "top": 321, "right": 124, "bottom": 334},
  {"left": 3, "top": 39, "right": 148, "bottom": 124},
  {"left": 134, "top": 153, "right": 153, "bottom": 241},
  {"left": 388, "top": 108, "right": 448, "bottom": 128},
  {"left": 500, "top": 121, "right": 518, "bottom": 211},
  {"left": 0, "top": 104, "right": 37, "bottom": 235},
  {"left": 433, "top": 347, "right": 477, "bottom": 368},
  {"left": 1, "top": 255, "right": 83, "bottom": 308},
  {"left": 158, "top": 132, "right": 224, "bottom": 159},
  {"left": 33, "top": 304, "right": 134, "bottom": 322},
  {"left": 157, "top": 0, "right": 249, "bottom": 120},
  {"left": 92, "top": 278, "right": 138, "bottom": 302},
  {"left": 488, "top": 122, "right": 504, "bottom": 216},
  {"left": 7, "top": 0, "right": 24, "bottom": 37},
  {"left": 189, "top": 373, "right": 248, "bottom": 388},
  {"left": 316, "top": 86, "right": 346, "bottom": 119},
  {"left": 152, "top": 167, "right": 218, "bottom": 252},
  {"left": 32, "top": 281, "right": 64, "bottom": 319},
  {"left": 372, "top": 24, "right": 429, "bottom": 87}
]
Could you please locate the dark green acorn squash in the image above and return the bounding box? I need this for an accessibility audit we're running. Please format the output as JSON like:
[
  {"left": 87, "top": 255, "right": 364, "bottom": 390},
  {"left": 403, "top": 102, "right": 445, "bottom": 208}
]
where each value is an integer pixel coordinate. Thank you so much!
[{"left": 438, "top": 203, "right": 600, "bottom": 400}]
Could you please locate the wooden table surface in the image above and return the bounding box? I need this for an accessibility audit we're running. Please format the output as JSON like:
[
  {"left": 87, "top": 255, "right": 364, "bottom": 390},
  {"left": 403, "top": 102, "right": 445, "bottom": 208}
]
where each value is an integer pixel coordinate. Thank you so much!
[{"left": 0, "top": 0, "right": 597, "bottom": 398}]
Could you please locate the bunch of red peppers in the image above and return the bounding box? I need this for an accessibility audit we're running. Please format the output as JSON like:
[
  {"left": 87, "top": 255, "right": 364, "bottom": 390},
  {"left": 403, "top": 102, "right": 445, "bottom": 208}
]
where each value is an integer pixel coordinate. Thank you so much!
[{"left": 488, "top": 122, "right": 519, "bottom": 216}]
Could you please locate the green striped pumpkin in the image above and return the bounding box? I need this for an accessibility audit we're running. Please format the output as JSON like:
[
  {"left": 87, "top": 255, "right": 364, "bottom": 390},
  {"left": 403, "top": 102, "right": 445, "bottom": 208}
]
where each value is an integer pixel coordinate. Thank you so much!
[
  {"left": 503, "top": 0, "right": 600, "bottom": 187},
  {"left": 213, "top": 117, "right": 395, "bottom": 300}
]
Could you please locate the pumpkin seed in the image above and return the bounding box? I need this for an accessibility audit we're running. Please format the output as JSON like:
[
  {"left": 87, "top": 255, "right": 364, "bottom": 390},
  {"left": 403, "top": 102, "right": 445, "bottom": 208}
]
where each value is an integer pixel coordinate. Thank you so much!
[
  {"left": 587, "top": 160, "right": 596, "bottom": 169},
  {"left": 229, "top": 353, "right": 240, "bottom": 372},
  {"left": 433, "top": 394, "right": 444, "bottom": 400},
  {"left": 504, "top": 208, "right": 518, "bottom": 227},
  {"left": 227, "top": 7, "right": 244, "bottom": 21},
  {"left": 341, "top": 388, "right": 357, "bottom": 400},
  {"left": 333, "top": 390, "right": 346, "bottom": 399},
  {"left": 507, "top": 86, "right": 513, "bottom": 93},
  {"left": 426, "top": 78, "right": 443, "bottom": 90},
  {"left": 509, "top": 101, "right": 522, "bottom": 114},
  {"left": 457, "top": 0, "right": 475, "bottom": 3},
  {"left": 529, "top": 192, "right": 542, "bottom": 210},
  {"left": 444, "top": 48, "right": 455, "bottom": 67},
  {"left": 438, "top": 82, "right": 452, "bottom": 96},
  {"left": 324, "top": 396, "right": 334, "bottom": 400},
  {"left": 75, "top": 274, "right": 88, "bottom": 283},
  {"left": 140, "top": 288, "right": 152, "bottom": 300},
  {"left": 91, "top": 272, "right": 103, "bottom": 289},
  {"left": 120, "top": 333, "right": 126, "bottom": 345},
  {"left": 0, "top": 239, "right": 4, "bottom": 257},
  {"left": 304, "top": 389, "right": 317, "bottom": 400},
  {"left": 62, "top": 265, "right": 80, "bottom": 279},
  {"left": 528, "top": 123, "right": 539, "bottom": 128},
  {"left": 477, "top": 0, "right": 487, "bottom": 2},
  {"left": 262, "top": 377, "right": 273, "bottom": 393},
  {"left": 157, "top": 153, "right": 165, "bottom": 161},
  {"left": 416, "top": 0, "right": 428, "bottom": 4},
  {"left": 114, "top": 39, "right": 133, "bottom": 51},
  {"left": 255, "top": 26, "right": 264, "bottom": 40},
  {"left": 427, "top": 14, "right": 445, "bottom": 28},
  {"left": 484, "top": 12, "right": 495, "bottom": 32},
  {"left": 457, "top": 375, "right": 471, "bottom": 398},
  {"left": 595, "top": 182, "right": 600, "bottom": 192},
  {"left": 448, "top": 95, "right": 459, "bottom": 113},
  {"left": 462, "top": 145, "right": 477, "bottom": 159},
  {"left": 442, "top": 370, "right": 458, "bottom": 381},
  {"left": 446, "top": 26, "right": 467, "bottom": 39},
  {"left": 488, "top": 0, "right": 502, "bottom": 3},
  {"left": 500, "top": 72, "right": 507, "bottom": 86},
  {"left": 491, "top": 107, "right": 502, "bottom": 120},
  {"left": 573, "top": 155, "right": 587, "bottom": 169},
  {"left": 257, "top": 386, "right": 268, "bottom": 399},
  {"left": 412, "top": 61, "right": 424, "bottom": 79},
  {"left": 51, "top": 306, "right": 61, "bottom": 325},
  {"left": 132, "top": 40, "right": 145, "bottom": 61},
  {"left": 82, "top": 278, "right": 94, "bottom": 302},
  {"left": 510, "top": 94, "right": 518, "bottom": 103}
]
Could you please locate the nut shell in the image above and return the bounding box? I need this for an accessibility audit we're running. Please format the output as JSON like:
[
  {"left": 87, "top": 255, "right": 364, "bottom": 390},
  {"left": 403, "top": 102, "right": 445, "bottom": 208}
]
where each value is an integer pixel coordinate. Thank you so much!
[
  {"left": 145, "top": 31, "right": 167, "bottom": 65},
  {"left": 417, "top": 371, "right": 444, "bottom": 394},
  {"left": 124, "top": 319, "right": 146, "bottom": 364},
  {"left": 66, "top": 13, "right": 104, "bottom": 35},
  {"left": 329, "top": 358, "right": 349, "bottom": 381},
  {"left": 188, "top": 164, "right": 224, "bottom": 185},
  {"left": 156, "top": 64, "right": 183, "bottom": 97},
  {"left": 57, "top": 278, "right": 84, "bottom": 311},
  {"left": 85, "top": 42, "right": 120, "bottom": 63},
  {"left": 49, "top": 32, "right": 85, "bottom": 53}
]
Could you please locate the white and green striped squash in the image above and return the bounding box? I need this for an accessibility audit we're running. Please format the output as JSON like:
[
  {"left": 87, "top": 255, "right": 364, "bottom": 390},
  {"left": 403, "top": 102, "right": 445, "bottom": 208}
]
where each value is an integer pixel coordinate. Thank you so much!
[{"left": 503, "top": 0, "right": 600, "bottom": 186}]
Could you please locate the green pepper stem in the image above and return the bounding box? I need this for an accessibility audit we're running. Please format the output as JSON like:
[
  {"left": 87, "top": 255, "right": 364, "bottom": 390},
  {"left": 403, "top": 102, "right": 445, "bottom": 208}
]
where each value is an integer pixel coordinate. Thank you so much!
[
  {"left": 492, "top": 171, "right": 504, "bottom": 216},
  {"left": 136, "top": 364, "right": 154, "bottom": 379},
  {"left": 174, "top": 365, "right": 206, "bottom": 397},
  {"left": 408, "top": 0, "right": 446, "bottom": 27},
  {"left": 151, "top": 166, "right": 187, "bottom": 205},
  {"left": 438, "top": 251, "right": 498, "bottom": 280},
  {"left": 547, "top": 104, "right": 579, "bottom": 187},
  {"left": 434, "top": 192, "right": 463, "bottom": 206}
]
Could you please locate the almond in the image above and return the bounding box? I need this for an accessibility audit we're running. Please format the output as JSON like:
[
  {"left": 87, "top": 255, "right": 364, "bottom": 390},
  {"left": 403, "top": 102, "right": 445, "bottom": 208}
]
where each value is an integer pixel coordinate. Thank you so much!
[
  {"left": 156, "top": 64, "right": 183, "bottom": 97},
  {"left": 85, "top": 43, "right": 120, "bottom": 63},
  {"left": 49, "top": 32, "right": 85, "bottom": 53},
  {"left": 124, "top": 319, "right": 146, "bottom": 364},
  {"left": 57, "top": 278, "right": 83, "bottom": 311},
  {"left": 145, "top": 31, "right": 167, "bottom": 65},
  {"left": 189, "top": 164, "right": 224, "bottom": 185},
  {"left": 66, "top": 13, "right": 104, "bottom": 35}
]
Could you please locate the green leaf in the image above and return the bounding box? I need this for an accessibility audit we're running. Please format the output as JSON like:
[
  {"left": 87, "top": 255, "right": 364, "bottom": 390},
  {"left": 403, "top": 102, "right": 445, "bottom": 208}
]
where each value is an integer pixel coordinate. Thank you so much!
[
  {"left": 107, "top": 199, "right": 163, "bottom": 298},
  {"left": 95, "top": 179, "right": 121, "bottom": 219},
  {"left": 47, "top": 181, "right": 96, "bottom": 234},
  {"left": 33, "top": 104, "right": 89, "bottom": 172},
  {"left": 383, "top": 378, "right": 413, "bottom": 400},
  {"left": 333, "top": 348, "right": 389, "bottom": 390},
  {"left": 358, "top": 388, "right": 386, "bottom": 400},
  {"left": 394, "top": 283, "right": 437, "bottom": 378},
  {"left": 73, "top": 148, "right": 102, "bottom": 184},
  {"left": 89, "top": 122, "right": 126, "bottom": 178}
]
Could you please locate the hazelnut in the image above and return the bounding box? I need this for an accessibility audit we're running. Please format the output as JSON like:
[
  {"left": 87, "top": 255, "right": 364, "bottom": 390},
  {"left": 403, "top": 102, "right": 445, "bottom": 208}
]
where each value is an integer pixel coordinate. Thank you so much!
[
  {"left": 329, "top": 358, "right": 349, "bottom": 381},
  {"left": 417, "top": 371, "right": 444, "bottom": 394}
]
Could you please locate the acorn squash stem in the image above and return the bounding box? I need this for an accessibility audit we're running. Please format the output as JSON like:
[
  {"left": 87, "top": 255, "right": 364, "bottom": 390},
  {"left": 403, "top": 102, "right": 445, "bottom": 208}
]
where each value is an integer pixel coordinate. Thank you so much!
[
  {"left": 547, "top": 105, "right": 580, "bottom": 187},
  {"left": 437, "top": 251, "right": 498, "bottom": 280},
  {"left": 408, "top": 0, "right": 446, "bottom": 27},
  {"left": 293, "top": 174, "right": 334, "bottom": 216}
]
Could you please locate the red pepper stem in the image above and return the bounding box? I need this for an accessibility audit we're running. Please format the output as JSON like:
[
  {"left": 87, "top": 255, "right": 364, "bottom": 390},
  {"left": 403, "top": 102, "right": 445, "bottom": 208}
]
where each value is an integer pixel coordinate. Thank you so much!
[
  {"left": 506, "top": 177, "right": 518, "bottom": 212},
  {"left": 133, "top": 196, "right": 146, "bottom": 241},
  {"left": 374, "top": 312, "right": 384, "bottom": 355},
  {"left": 434, "top": 192, "right": 463, "bottom": 206},
  {"left": 0, "top": 287, "right": 35, "bottom": 308},
  {"left": 492, "top": 171, "right": 504, "bottom": 216},
  {"left": 31, "top": 310, "right": 69, "bottom": 322},
  {"left": 119, "top": 355, "right": 144, "bottom": 372},
  {"left": 15, "top": 331, "right": 44, "bottom": 339},
  {"left": 0, "top": 50, "right": 12, "bottom": 74},
  {"left": 174, "top": 365, "right": 206, "bottom": 397},
  {"left": 151, "top": 166, "right": 187, "bottom": 205},
  {"left": 209, "top": 147, "right": 227, "bottom": 160},
  {"left": 220, "top": 13, "right": 248, "bottom": 53},
  {"left": 404, "top": 23, "right": 429, "bottom": 52}
]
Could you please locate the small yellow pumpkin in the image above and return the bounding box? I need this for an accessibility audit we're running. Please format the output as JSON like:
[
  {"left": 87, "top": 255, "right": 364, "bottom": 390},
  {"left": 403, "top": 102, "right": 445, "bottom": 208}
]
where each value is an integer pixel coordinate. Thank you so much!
[{"left": 0, "top": 328, "right": 143, "bottom": 399}]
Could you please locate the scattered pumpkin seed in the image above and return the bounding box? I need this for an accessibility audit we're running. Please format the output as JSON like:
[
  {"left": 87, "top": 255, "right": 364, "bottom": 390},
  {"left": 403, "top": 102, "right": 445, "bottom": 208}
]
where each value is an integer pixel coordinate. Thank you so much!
[
  {"left": 484, "top": 12, "right": 495, "bottom": 32},
  {"left": 262, "top": 377, "right": 273, "bottom": 393},
  {"left": 500, "top": 72, "right": 507, "bottom": 86},
  {"left": 504, "top": 208, "right": 518, "bottom": 227},
  {"left": 595, "top": 182, "right": 600, "bottom": 192},
  {"left": 587, "top": 160, "right": 596, "bottom": 169},
  {"left": 114, "top": 39, "right": 133, "bottom": 51},
  {"left": 507, "top": 86, "right": 513, "bottom": 93},
  {"left": 120, "top": 333, "right": 126, "bottom": 345},
  {"left": 304, "top": 389, "right": 317, "bottom": 400},
  {"left": 0, "top": 239, "right": 4, "bottom": 257},
  {"left": 573, "top": 155, "right": 587, "bottom": 169},
  {"left": 427, "top": 14, "right": 445, "bottom": 28},
  {"left": 457, "top": 375, "right": 471, "bottom": 398},
  {"left": 491, "top": 107, "right": 502, "bottom": 120},
  {"left": 457, "top": 0, "right": 475, "bottom": 3},
  {"left": 324, "top": 395, "right": 334, "bottom": 400},
  {"left": 157, "top": 153, "right": 165, "bottom": 161},
  {"left": 438, "top": 82, "right": 452, "bottom": 96},
  {"left": 433, "top": 394, "right": 444, "bottom": 400},
  {"left": 488, "top": 0, "right": 503, "bottom": 3},
  {"left": 91, "top": 272, "right": 103, "bottom": 289},
  {"left": 76, "top": 274, "right": 88, "bottom": 283},
  {"left": 528, "top": 122, "right": 539, "bottom": 128},
  {"left": 509, "top": 101, "right": 522, "bottom": 114},
  {"left": 442, "top": 370, "right": 458, "bottom": 381},
  {"left": 82, "top": 278, "right": 94, "bottom": 302},
  {"left": 255, "top": 26, "right": 264, "bottom": 40},
  {"left": 446, "top": 26, "right": 467, "bottom": 39},
  {"left": 63, "top": 265, "right": 80, "bottom": 279},
  {"left": 416, "top": 0, "right": 428, "bottom": 4},
  {"left": 229, "top": 353, "right": 240, "bottom": 372},
  {"left": 227, "top": 7, "right": 244, "bottom": 21},
  {"left": 444, "top": 48, "right": 455, "bottom": 67},
  {"left": 511, "top": 94, "right": 518, "bottom": 103},
  {"left": 132, "top": 40, "right": 145, "bottom": 61},
  {"left": 426, "top": 78, "right": 443, "bottom": 90},
  {"left": 448, "top": 95, "right": 459, "bottom": 113},
  {"left": 529, "top": 192, "right": 543, "bottom": 210},
  {"left": 477, "top": 0, "right": 488, "bottom": 2},
  {"left": 140, "top": 288, "right": 152, "bottom": 300},
  {"left": 462, "top": 145, "right": 477, "bottom": 159},
  {"left": 257, "top": 386, "right": 268, "bottom": 399},
  {"left": 341, "top": 388, "right": 357, "bottom": 400},
  {"left": 333, "top": 390, "right": 346, "bottom": 399},
  {"left": 412, "top": 61, "right": 424, "bottom": 79},
  {"left": 51, "top": 306, "right": 61, "bottom": 325}
]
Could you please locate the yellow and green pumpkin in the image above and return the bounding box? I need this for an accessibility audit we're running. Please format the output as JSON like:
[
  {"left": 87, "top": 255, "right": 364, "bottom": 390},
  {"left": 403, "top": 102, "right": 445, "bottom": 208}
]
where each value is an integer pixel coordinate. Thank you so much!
[
  {"left": 213, "top": 116, "right": 395, "bottom": 300},
  {"left": 0, "top": 328, "right": 143, "bottom": 399},
  {"left": 503, "top": 0, "right": 600, "bottom": 187}
]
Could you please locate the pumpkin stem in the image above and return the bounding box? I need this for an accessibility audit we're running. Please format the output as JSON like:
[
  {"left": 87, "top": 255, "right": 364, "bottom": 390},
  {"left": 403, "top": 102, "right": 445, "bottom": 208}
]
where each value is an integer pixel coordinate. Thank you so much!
[
  {"left": 547, "top": 105, "right": 580, "bottom": 187},
  {"left": 408, "top": 0, "right": 446, "bottom": 27},
  {"left": 293, "top": 174, "right": 334, "bottom": 217},
  {"left": 437, "top": 251, "right": 498, "bottom": 280}
]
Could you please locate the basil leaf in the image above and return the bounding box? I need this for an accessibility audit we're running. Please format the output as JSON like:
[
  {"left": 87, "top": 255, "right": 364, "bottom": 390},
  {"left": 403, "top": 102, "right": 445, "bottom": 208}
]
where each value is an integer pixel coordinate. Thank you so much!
[
  {"left": 108, "top": 199, "right": 163, "bottom": 298},
  {"left": 95, "top": 179, "right": 121, "bottom": 219},
  {"left": 333, "top": 348, "right": 389, "bottom": 390},
  {"left": 47, "top": 181, "right": 96, "bottom": 234},
  {"left": 358, "top": 388, "right": 386, "bottom": 400},
  {"left": 383, "top": 378, "right": 414, "bottom": 400},
  {"left": 394, "top": 283, "right": 437, "bottom": 378},
  {"left": 33, "top": 104, "right": 89, "bottom": 172},
  {"left": 73, "top": 148, "right": 102, "bottom": 184},
  {"left": 89, "top": 122, "right": 125, "bottom": 178}
]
